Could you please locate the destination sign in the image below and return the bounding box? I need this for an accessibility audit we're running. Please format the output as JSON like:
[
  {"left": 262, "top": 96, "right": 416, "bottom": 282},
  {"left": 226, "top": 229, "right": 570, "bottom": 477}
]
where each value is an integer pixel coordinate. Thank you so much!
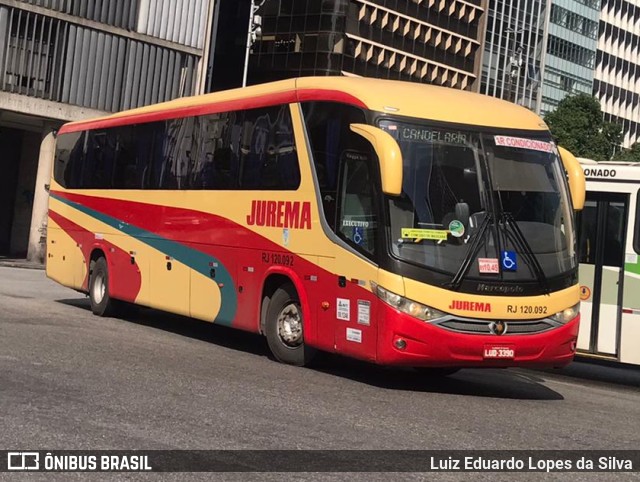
[{"left": 583, "top": 167, "right": 617, "bottom": 178}]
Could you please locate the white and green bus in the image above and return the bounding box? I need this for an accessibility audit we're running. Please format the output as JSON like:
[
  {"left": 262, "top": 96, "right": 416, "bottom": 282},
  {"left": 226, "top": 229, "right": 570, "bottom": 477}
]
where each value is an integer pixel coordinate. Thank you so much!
[{"left": 577, "top": 159, "right": 640, "bottom": 366}]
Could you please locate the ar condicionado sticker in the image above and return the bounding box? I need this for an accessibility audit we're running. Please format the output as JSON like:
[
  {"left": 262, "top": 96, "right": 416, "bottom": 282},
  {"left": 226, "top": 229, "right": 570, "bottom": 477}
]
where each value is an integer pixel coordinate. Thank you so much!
[{"left": 494, "top": 135, "right": 553, "bottom": 153}]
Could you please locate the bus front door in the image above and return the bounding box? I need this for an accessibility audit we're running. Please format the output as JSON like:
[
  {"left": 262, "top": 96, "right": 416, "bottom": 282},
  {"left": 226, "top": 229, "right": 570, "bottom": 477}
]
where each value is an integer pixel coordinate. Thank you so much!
[{"left": 577, "top": 192, "right": 628, "bottom": 357}]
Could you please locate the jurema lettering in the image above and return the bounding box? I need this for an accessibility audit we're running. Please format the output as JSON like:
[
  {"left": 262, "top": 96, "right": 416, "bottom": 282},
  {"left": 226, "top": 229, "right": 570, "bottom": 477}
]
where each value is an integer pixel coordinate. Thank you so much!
[
  {"left": 448, "top": 300, "right": 492, "bottom": 312},
  {"left": 247, "top": 200, "right": 311, "bottom": 229}
]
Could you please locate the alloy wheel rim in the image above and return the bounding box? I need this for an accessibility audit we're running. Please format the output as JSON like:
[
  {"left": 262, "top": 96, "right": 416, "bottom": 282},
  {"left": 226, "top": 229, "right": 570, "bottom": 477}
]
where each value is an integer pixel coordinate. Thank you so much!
[
  {"left": 277, "top": 303, "right": 303, "bottom": 347},
  {"left": 92, "top": 272, "right": 105, "bottom": 304}
]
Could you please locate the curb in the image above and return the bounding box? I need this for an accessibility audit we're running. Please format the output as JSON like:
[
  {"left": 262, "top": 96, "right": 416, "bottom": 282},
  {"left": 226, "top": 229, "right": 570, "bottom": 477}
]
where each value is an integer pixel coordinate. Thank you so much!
[{"left": 0, "top": 261, "right": 45, "bottom": 270}]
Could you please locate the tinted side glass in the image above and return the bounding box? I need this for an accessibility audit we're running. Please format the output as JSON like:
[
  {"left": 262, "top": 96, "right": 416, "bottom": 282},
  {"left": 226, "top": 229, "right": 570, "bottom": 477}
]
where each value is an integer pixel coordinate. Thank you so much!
[
  {"left": 239, "top": 105, "right": 300, "bottom": 190},
  {"left": 192, "top": 111, "right": 243, "bottom": 190},
  {"left": 81, "top": 130, "right": 116, "bottom": 189},
  {"left": 53, "top": 104, "right": 300, "bottom": 191},
  {"left": 148, "top": 118, "right": 193, "bottom": 189},
  {"left": 301, "top": 101, "right": 367, "bottom": 230},
  {"left": 113, "top": 124, "right": 155, "bottom": 189},
  {"left": 603, "top": 201, "right": 625, "bottom": 267},
  {"left": 577, "top": 200, "right": 597, "bottom": 264},
  {"left": 337, "top": 148, "right": 378, "bottom": 255},
  {"left": 635, "top": 190, "right": 640, "bottom": 254},
  {"left": 54, "top": 132, "right": 84, "bottom": 188},
  {"left": 301, "top": 102, "right": 377, "bottom": 256}
]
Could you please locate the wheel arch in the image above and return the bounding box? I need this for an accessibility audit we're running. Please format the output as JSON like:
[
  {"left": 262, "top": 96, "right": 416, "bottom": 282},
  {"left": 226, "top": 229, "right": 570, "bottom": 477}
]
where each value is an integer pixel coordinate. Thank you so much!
[
  {"left": 87, "top": 247, "right": 107, "bottom": 290},
  {"left": 259, "top": 268, "right": 310, "bottom": 337}
]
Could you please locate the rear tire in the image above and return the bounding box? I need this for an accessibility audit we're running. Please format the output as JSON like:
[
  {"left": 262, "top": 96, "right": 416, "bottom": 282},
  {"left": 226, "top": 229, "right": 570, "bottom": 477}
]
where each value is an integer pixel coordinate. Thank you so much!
[
  {"left": 89, "top": 257, "right": 117, "bottom": 317},
  {"left": 265, "top": 283, "right": 316, "bottom": 366}
]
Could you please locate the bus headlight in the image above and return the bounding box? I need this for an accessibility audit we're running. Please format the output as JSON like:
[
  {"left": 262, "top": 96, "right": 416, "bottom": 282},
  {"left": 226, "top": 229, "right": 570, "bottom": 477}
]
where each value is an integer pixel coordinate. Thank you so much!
[
  {"left": 371, "top": 283, "right": 446, "bottom": 321},
  {"left": 550, "top": 303, "right": 580, "bottom": 324}
]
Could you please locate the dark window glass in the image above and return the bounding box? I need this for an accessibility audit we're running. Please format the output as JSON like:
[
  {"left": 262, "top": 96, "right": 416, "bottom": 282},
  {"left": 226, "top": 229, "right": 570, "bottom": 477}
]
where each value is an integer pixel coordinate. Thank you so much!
[
  {"left": 238, "top": 105, "right": 300, "bottom": 190},
  {"left": 150, "top": 117, "right": 197, "bottom": 189},
  {"left": 80, "top": 131, "right": 116, "bottom": 188},
  {"left": 55, "top": 105, "right": 299, "bottom": 191},
  {"left": 191, "top": 111, "right": 242, "bottom": 190},
  {"left": 578, "top": 198, "right": 629, "bottom": 266},
  {"left": 603, "top": 201, "right": 625, "bottom": 267},
  {"left": 336, "top": 148, "right": 378, "bottom": 255},
  {"left": 578, "top": 200, "right": 598, "bottom": 264},
  {"left": 113, "top": 124, "right": 154, "bottom": 189},
  {"left": 302, "top": 102, "right": 367, "bottom": 230},
  {"left": 301, "top": 101, "right": 377, "bottom": 256},
  {"left": 54, "top": 131, "right": 84, "bottom": 189},
  {"left": 633, "top": 189, "right": 640, "bottom": 254}
]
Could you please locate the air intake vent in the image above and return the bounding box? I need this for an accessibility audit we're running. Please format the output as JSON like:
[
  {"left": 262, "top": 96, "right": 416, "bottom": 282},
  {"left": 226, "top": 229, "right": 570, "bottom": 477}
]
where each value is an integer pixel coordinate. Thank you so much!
[{"left": 437, "top": 319, "right": 554, "bottom": 335}]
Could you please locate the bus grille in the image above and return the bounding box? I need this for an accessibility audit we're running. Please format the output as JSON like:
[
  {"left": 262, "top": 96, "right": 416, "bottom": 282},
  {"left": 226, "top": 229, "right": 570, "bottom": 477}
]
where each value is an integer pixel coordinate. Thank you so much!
[{"left": 436, "top": 319, "right": 554, "bottom": 335}]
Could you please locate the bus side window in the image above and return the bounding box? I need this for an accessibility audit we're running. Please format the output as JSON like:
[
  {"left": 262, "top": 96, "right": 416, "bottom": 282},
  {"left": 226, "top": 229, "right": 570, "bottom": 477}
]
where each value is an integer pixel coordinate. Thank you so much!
[
  {"left": 188, "top": 111, "right": 242, "bottom": 190},
  {"left": 603, "top": 203, "right": 624, "bottom": 267},
  {"left": 577, "top": 201, "right": 597, "bottom": 264},
  {"left": 239, "top": 105, "right": 300, "bottom": 190},
  {"left": 635, "top": 190, "right": 640, "bottom": 255},
  {"left": 337, "top": 148, "right": 378, "bottom": 256},
  {"left": 82, "top": 131, "right": 113, "bottom": 189},
  {"left": 114, "top": 124, "right": 154, "bottom": 189},
  {"left": 54, "top": 132, "right": 84, "bottom": 189},
  {"left": 301, "top": 102, "right": 367, "bottom": 232}
]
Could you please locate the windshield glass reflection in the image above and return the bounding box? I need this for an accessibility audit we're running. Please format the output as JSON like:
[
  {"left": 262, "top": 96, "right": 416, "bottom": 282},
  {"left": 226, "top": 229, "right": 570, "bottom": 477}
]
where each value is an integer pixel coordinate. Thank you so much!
[{"left": 379, "top": 119, "right": 576, "bottom": 284}]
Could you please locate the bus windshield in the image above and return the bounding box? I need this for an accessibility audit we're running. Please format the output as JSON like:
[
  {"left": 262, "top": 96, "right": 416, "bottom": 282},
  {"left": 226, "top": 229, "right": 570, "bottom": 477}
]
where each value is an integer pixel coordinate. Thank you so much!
[{"left": 378, "top": 118, "right": 577, "bottom": 284}]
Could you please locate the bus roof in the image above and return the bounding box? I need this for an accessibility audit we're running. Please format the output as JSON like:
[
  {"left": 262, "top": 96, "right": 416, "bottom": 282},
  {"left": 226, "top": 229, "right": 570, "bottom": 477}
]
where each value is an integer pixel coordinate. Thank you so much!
[
  {"left": 59, "top": 77, "right": 549, "bottom": 134},
  {"left": 580, "top": 158, "right": 640, "bottom": 183}
]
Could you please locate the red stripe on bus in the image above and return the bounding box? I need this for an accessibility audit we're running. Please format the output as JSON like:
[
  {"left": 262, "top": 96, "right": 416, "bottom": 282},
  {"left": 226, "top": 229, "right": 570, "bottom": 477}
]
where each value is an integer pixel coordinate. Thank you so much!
[
  {"left": 297, "top": 89, "right": 366, "bottom": 107},
  {"left": 50, "top": 191, "right": 379, "bottom": 354},
  {"left": 58, "top": 89, "right": 367, "bottom": 134},
  {"left": 48, "top": 209, "right": 142, "bottom": 301},
  {"left": 622, "top": 308, "right": 633, "bottom": 314}
]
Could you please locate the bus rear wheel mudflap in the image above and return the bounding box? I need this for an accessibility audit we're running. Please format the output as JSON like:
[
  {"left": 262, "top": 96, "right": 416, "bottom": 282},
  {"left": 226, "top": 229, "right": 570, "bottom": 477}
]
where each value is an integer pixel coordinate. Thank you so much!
[{"left": 265, "top": 283, "right": 316, "bottom": 366}]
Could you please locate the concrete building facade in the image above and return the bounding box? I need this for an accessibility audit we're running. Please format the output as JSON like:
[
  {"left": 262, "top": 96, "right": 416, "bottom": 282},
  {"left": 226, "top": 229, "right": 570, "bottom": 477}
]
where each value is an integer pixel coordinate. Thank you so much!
[
  {"left": 593, "top": 0, "right": 640, "bottom": 149},
  {"left": 249, "top": 0, "right": 488, "bottom": 92},
  {"left": 540, "top": 0, "right": 600, "bottom": 115},
  {"left": 480, "top": 0, "right": 549, "bottom": 113},
  {"left": 0, "top": 0, "right": 215, "bottom": 261}
]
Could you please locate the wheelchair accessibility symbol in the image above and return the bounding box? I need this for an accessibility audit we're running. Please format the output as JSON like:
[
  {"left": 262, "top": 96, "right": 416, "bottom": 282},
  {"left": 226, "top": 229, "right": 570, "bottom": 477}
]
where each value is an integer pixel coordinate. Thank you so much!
[
  {"left": 501, "top": 250, "right": 517, "bottom": 271},
  {"left": 353, "top": 226, "right": 364, "bottom": 246}
]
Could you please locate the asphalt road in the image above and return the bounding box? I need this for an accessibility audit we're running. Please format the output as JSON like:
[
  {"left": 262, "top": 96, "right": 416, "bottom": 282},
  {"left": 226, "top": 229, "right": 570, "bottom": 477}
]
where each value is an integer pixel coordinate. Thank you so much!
[{"left": 1, "top": 266, "right": 639, "bottom": 480}]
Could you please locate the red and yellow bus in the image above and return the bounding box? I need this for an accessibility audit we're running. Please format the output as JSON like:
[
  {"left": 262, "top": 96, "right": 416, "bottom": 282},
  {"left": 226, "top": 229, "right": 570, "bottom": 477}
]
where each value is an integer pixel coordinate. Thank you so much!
[{"left": 46, "top": 77, "right": 585, "bottom": 373}]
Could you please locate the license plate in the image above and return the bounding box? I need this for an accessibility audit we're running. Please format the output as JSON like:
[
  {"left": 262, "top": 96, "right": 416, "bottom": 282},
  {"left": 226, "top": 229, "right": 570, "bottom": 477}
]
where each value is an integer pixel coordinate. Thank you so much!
[{"left": 483, "top": 345, "right": 515, "bottom": 359}]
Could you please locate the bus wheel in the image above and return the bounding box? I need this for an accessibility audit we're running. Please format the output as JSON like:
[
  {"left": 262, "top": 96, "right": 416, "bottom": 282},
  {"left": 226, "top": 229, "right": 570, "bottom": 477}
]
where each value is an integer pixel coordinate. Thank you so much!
[
  {"left": 414, "top": 367, "right": 460, "bottom": 377},
  {"left": 89, "top": 257, "right": 116, "bottom": 317},
  {"left": 265, "top": 284, "right": 316, "bottom": 366}
]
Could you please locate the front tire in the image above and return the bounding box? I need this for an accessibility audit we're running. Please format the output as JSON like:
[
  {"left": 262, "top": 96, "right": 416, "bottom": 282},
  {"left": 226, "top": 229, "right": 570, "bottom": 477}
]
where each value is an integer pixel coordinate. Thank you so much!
[
  {"left": 89, "top": 257, "right": 117, "bottom": 317},
  {"left": 265, "top": 284, "right": 316, "bottom": 366}
]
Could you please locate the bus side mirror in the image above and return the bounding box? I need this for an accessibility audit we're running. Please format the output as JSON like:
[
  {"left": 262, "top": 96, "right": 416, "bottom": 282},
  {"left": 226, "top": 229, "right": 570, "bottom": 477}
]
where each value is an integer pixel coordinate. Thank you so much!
[
  {"left": 349, "top": 123, "right": 403, "bottom": 196},
  {"left": 558, "top": 145, "right": 585, "bottom": 211}
]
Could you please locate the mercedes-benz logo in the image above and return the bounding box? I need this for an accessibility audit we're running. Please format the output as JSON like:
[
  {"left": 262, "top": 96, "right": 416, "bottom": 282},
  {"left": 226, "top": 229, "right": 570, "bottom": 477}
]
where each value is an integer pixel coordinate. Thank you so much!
[{"left": 488, "top": 320, "right": 508, "bottom": 335}]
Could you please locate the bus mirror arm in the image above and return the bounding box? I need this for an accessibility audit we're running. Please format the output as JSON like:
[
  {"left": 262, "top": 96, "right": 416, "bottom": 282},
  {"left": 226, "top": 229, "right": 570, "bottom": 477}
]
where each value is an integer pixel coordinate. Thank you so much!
[
  {"left": 557, "top": 146, "right": 586, "bottom": 211},
  {"left": 349, "top": 124, "right": 403, "bottom": 196}
]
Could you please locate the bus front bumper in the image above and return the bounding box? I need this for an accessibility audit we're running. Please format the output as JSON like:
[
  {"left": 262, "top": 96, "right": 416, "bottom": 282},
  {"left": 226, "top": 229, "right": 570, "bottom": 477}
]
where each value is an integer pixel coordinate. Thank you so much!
[{"left": 377, "top": 306, "right": 580, "bottom": 369}]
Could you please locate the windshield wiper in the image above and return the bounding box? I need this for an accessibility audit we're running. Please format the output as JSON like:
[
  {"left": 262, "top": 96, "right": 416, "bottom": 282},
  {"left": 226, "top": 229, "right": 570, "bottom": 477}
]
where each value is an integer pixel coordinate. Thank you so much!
[
  {"left": 447, "top": 213, "right": 492, "bottom": 291},
  {"left": 501, "top": 212, "right": 550, "bottom": 294}
]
